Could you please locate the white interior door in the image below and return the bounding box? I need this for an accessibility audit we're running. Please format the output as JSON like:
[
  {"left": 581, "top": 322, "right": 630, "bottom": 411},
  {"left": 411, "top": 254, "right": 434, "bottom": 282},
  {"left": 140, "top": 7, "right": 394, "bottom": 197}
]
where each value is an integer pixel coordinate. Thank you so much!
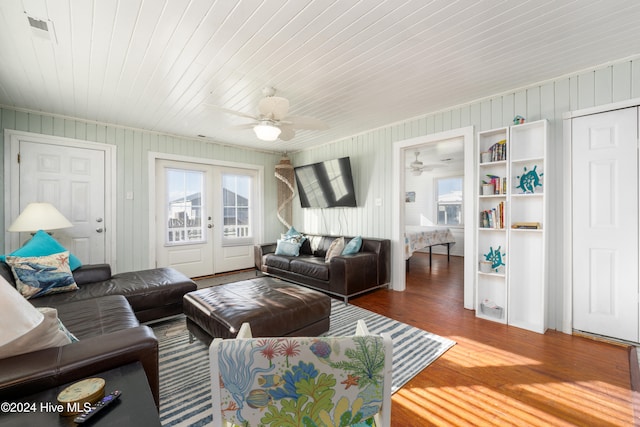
[
  {"left": 155, "top": 160, "right": 215, "bottom": 278},
  {"left": 19, "top": 141, "right": 106, "bottom": 264},
  {"left": 572, "top": 107, "right": 638, "bottom": 342}
]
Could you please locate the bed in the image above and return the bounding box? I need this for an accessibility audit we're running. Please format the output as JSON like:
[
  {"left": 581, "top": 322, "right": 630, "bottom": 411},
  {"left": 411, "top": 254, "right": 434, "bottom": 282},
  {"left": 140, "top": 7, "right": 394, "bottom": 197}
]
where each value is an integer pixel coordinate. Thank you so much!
[{"left": 404, "top": 226, "right": 456, "bottom": 270}]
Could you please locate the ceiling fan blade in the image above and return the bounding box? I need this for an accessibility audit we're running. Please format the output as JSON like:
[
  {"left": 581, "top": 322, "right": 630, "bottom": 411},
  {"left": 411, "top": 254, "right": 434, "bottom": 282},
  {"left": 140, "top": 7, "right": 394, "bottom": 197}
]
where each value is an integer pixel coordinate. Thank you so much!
[
  {"left": 421, "top": 164, "right": 449, "bottom": 171},
  {"left": 278, "top": 125, "right": 296, "bottom": 141},
  {"left": 204, "top": 104, "right": 257, "bottom": 120},
  {"left": 287, "top": 115, "right": 329, "bottom": 130},
  {"left": 258, "top": 96, "right": 289, "bottom": 120},
  {"left": 227, "top": 123, "right": 256, "bottom": 131}
]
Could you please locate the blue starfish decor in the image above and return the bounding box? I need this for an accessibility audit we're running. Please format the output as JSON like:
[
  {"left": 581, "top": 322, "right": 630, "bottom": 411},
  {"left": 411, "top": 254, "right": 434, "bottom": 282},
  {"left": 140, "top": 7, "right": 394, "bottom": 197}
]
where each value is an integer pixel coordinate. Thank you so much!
[
  {"left": 516, "top": 165, "right": 543, "bottom": 194},
  {"left": 483, "top": 246, "right": 505, "bottom": 272}
]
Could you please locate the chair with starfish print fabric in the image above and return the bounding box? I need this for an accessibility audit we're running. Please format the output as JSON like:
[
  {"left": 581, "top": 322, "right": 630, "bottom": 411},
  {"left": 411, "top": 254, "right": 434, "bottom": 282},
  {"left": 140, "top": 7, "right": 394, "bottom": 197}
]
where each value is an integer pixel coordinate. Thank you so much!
[{"left": 209, "top": 320, "right": 392, "bottom": 427}]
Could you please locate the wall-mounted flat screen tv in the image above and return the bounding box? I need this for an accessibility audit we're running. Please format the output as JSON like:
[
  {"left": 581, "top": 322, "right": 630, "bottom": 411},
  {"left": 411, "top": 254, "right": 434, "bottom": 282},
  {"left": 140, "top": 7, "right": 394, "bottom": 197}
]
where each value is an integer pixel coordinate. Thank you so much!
[{"left": 294, "top": 157, "right": 357, "bottom": 208}]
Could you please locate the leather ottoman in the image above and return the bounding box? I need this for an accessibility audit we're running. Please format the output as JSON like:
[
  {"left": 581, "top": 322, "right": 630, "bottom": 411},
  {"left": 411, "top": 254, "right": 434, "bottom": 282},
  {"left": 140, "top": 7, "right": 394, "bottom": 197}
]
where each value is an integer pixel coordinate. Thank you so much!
[{"left": 183, "top": 276, "right": 331, "bottom": 343}]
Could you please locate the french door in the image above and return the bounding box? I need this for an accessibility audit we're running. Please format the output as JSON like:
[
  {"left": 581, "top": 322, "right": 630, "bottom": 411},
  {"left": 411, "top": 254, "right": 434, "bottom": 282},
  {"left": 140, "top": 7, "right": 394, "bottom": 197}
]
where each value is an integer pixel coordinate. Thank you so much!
[{"left": 155, "top": 160, "right": 258, "bottom": 277}]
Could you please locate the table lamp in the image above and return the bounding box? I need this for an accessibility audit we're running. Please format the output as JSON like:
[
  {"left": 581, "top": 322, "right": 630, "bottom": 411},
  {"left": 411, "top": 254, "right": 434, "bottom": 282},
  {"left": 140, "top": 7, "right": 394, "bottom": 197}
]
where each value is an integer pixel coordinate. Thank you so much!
[{"left": 8, "top": 202, "right": 73, "bottom": 234}]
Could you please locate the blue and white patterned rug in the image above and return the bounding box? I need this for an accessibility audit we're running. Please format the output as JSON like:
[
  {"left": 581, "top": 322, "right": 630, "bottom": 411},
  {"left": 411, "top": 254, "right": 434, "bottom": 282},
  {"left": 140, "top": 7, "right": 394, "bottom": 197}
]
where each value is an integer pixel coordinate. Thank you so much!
[{"left": 154, "top": 300, "right": 455, "bottom": 427}]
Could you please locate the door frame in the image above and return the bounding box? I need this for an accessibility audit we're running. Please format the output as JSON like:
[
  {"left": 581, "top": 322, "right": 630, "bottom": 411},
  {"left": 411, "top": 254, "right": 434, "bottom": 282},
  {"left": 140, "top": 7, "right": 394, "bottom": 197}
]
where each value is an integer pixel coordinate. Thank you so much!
[
  {"left": 391, "top": 126, "right": 475, "bottom": 309},
  {"left": 3, "top": 129, "right": 117, "bottom": 264},
  {"left": 147, "top": 152, "right": 264, "bottom": 270},
  {"left": 562, "top": 96, "right": 640, "bottom": 336}
]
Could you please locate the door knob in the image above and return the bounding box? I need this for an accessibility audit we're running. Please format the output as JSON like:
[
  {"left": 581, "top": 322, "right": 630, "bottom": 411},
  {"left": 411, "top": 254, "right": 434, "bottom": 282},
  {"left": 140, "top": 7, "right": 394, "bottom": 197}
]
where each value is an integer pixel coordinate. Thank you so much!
[
  {"left": 96, "top": 228, "right": 104, "bottom": 233},
  {"left": 207, "top": 224, "right": 213, "bottom": 229},
  {"left": 96, "top": 218, "right": 103, "bottom": 223}
]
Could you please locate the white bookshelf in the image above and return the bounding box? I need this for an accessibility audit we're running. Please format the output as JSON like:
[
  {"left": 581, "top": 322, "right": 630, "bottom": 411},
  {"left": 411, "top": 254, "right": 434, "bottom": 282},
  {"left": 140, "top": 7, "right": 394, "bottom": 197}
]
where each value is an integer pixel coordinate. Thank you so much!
[
  {"left": 475, "top": 120, "right": 548, "bottom": 333},
  {"left": 476, "top": 127, "right": 509, "bottom": 324}
]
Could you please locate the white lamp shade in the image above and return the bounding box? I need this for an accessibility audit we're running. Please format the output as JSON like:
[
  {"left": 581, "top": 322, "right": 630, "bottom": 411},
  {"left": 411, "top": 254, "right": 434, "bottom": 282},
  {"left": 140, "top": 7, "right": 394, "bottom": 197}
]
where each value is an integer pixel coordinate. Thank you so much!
[
  {"left": 8, "top": 202, "right": 73, "bottom": 232},
  {"left": 253, "top": 123, "right": 281, "bottom": 141}
]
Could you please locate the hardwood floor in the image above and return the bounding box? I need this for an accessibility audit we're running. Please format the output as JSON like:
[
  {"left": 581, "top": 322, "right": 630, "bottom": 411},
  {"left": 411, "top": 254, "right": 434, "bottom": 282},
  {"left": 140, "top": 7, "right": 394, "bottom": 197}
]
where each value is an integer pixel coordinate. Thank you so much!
[{"left": 351, "top": 253, "right": 640, "bottom": 426}]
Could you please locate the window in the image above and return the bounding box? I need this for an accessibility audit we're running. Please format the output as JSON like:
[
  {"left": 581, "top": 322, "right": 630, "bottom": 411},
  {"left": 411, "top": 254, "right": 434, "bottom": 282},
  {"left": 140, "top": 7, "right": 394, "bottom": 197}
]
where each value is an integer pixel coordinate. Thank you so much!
[
  {"left": 436, "top": 176, "right": 463, "bottom": 225},
  {"left": 165, "top": 168, "right": 204, "bottom": 244},
  {"left": 222, "top": 173, "right": 252, "bottom": 241}
]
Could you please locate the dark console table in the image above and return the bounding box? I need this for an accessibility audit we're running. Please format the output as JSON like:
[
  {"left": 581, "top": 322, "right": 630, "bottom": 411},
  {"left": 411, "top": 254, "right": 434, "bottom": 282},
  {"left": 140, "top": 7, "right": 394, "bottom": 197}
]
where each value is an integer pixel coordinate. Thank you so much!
[{"left": 0, "top": 361, "right": 160, "bottom": 427}]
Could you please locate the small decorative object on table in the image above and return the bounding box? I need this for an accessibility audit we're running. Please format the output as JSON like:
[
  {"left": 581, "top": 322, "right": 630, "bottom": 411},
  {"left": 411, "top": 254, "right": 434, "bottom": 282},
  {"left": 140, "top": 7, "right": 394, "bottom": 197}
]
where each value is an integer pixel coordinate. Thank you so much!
[
  {"left": 57, "top": 377, "right": 106, "bottom": 415},
  {"left": 513, "top": 115, "right": 525, "bottom": 125}
]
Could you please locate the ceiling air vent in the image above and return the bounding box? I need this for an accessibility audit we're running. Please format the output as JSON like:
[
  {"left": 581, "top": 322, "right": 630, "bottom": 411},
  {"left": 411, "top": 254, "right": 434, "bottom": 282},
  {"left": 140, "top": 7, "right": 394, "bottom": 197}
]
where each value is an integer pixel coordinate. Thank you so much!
[{"left": 26, "top": 14, "right": 57, "bottom": 43}]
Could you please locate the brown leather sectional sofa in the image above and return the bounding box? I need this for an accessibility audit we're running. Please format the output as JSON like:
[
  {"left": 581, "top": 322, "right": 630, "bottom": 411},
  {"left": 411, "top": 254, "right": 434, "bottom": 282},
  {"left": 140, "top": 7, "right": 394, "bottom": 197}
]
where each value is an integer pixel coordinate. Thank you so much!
[
  {"left": 255, "top": 234, "right": 390, "bottom": 302},
  {"left": 0, "top": 263, "right": 197, "bottom": 407}
]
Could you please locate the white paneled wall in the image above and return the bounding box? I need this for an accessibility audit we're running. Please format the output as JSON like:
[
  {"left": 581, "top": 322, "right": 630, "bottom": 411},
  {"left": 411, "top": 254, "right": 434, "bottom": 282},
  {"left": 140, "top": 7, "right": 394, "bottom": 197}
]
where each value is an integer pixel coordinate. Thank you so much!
[
  {"left": 291, "top": 58, "right": 640, "bottom": 238},
  {"left": 2, "top": 56, "right": 640, "bottom": 297},
  {"left": 0, "top": 110, "right": 283, "bottom": 273},
  {"left": 291, "top": 57, "right": 640, "bottom": 331}
]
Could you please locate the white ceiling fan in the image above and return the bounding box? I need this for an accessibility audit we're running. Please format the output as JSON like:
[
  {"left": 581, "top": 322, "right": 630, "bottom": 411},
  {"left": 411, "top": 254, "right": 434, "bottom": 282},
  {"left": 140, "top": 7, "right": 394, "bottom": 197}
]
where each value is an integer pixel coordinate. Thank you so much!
[
  {"left": 208, "top": 87, "right": 328, "bottom": 142},
  {"left": 408, "top": 151, "right": 448, "bottom": 176}
]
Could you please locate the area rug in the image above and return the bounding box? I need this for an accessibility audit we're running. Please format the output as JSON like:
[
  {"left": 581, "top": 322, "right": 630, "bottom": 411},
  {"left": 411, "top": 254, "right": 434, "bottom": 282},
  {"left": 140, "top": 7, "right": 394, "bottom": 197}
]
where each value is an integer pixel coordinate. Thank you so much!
[
  {"left": 154, "top": 300, "right": 455, "bottom": 427},
  {"left": 192, "top": 270, "right": 262, "bottom": 289}
]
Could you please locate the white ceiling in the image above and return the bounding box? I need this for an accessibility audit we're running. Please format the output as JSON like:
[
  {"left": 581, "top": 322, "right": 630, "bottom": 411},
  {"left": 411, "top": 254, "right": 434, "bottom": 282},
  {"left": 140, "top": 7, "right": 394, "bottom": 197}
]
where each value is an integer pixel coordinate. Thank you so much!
[{"left": 1, "top": 0, "right": 640, "bottom": 153}]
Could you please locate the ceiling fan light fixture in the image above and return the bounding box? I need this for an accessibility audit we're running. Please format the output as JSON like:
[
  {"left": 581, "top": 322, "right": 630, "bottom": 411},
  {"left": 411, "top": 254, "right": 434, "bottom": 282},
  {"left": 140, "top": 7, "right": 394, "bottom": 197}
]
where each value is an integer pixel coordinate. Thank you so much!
[{"left": 254, "top": 123, "right": 281, "bottom": 141}]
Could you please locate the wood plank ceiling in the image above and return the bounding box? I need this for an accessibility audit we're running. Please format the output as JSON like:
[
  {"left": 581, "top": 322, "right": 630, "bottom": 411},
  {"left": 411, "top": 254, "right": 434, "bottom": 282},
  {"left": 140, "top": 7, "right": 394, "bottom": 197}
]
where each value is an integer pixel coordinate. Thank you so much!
[{"left": 0, "top": 0, "right": 639, "bottom": 153}]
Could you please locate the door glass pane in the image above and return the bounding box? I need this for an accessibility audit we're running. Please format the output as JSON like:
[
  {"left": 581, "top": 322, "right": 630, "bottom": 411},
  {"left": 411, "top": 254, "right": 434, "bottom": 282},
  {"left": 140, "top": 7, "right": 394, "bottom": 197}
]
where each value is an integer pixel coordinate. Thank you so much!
[
  {"left": 222, "top": 174, "right": 252, "bottom": 239},
  {"left": 437, "top": 176, "right": 463, "bottom": 225},
  {"left": 166, "top": 168, "right": 205, "bottom": 244}
]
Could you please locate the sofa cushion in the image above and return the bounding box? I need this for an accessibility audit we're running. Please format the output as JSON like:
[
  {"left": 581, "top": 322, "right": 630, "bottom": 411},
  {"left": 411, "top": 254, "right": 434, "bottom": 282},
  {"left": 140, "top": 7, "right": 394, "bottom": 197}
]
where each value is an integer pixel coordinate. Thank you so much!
[
  {"left": 29, "top": 268, "right": 196, "bottom": 317},
  {"left": 264, "top": 254, "right": 294, "bottom": 271},
  {"left": 290, "top": 257, "right": 330, "bottom": 281},
  {"left": 6, "top": 252, "right": 78, "bottom": 299},
  {"left": 0, "top": 230, "right": 82, "bottom": 271},
  {"left": 57, "top": 295, "right": 140, "bottom": 340}
]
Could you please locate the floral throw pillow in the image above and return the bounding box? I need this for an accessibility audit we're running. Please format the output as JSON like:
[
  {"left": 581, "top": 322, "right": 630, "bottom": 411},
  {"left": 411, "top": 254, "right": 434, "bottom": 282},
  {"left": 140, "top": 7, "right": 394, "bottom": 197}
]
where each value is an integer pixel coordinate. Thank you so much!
[
  {"left": 6, "top": 251, "right": 78, "bottom": 299},
  {"left": 213, "top": 335, "right": 386, "bottom": 426}
]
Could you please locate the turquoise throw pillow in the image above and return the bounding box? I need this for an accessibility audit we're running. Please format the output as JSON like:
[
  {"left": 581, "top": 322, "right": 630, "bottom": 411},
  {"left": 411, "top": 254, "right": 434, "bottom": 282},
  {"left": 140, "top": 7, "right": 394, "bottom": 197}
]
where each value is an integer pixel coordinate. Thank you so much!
[
  {"left": 282, "top": 226, "right": 306, "bottom": 244},
  {"left": 285, "top": 226, "right": 301, "bottom": 238},
  {"left": 274, "top": 239, "right": 301, "bottom": 256},
  {"left": 0, "top": 230, "right": 82, "bottom": 271},
  {"left": 342, "top": 236, "right": 363, "bottom": 255}
]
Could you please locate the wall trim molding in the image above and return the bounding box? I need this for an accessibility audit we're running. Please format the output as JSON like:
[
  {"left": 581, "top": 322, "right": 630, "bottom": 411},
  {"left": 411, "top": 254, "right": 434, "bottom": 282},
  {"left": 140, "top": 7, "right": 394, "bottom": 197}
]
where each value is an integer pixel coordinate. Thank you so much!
[{"left": 391, "top": 126, "right": 475, "bottom": 310}]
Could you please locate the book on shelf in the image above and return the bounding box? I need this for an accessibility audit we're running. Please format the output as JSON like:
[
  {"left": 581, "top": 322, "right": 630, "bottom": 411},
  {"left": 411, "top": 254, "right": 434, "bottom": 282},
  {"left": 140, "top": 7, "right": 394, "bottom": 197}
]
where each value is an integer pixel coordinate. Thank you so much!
[
  {"left": 489, "top": 139, "right": 507, "bottom": 162},
  {"left": 485, "top": 175, "right": 507, "bottom": 194},
  {"left": 480, "top": 201, "right": 505, "bottom": 228},
  {"left": 511, "top": 222, "right": 541, "bottom": 229}
]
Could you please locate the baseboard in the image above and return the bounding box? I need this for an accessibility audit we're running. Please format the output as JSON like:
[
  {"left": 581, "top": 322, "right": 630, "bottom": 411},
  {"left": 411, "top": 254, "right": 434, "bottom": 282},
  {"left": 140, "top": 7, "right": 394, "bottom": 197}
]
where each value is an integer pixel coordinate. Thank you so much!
[{"left": 629, "top": 347, "right": 640, "bottom": 392}]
